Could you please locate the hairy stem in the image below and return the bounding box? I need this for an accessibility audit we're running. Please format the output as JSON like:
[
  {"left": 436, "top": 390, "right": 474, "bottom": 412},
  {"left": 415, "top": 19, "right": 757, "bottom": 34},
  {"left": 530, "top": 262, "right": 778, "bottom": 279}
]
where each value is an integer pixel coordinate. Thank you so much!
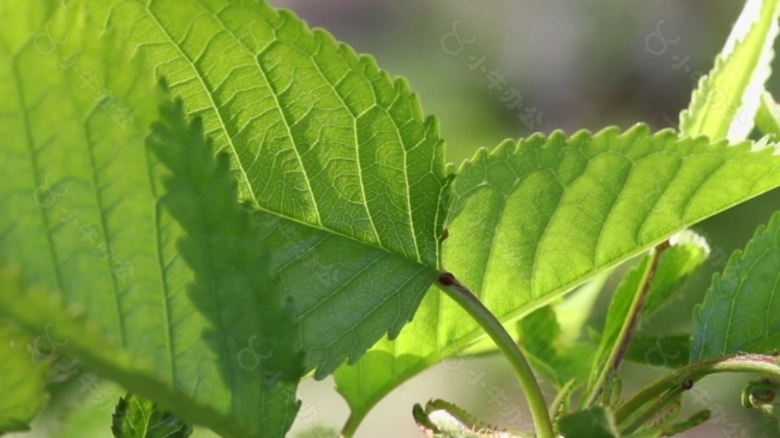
[
  {"left": 614, "top": 353, "right": 780, "bottom": 425},
  {"left": 620, "top": 386, "right": 680, "bottom": 434},
  {"left": 435, "top": 272, "right": 555, "bottom": 438},
  {"left": 586, "top": 243, "right": 669, "bottom": 406}
]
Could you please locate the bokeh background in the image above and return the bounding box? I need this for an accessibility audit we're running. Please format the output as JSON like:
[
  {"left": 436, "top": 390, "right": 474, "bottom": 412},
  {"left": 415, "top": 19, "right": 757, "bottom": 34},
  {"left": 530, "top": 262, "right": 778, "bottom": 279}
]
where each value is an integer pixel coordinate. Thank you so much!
[{"left": 9, "top": 1, "right": 780, "bottom": 437}]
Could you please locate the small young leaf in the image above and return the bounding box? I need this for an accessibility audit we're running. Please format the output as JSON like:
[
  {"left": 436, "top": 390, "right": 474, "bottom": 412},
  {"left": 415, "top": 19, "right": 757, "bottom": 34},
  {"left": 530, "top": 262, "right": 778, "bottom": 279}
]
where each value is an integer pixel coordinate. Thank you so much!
[
  {"left": 112, "top": 394, "right": 192, "bottom": 438},
  {"left": 0, "top": 322, "right": 48, "bottom": 433},
  {"left": 587, "top": 234, "right": 707, "bottom": 403},
  {"left": 679, "top": 0, "right": 780, "bottom": 141},
  {"left": 641, "top": 231, "right": 709, "bottom": 320},
  {"left": 755, "top": 91, "right": 780, "bottom": 139},
  {"left": 517, "top": 306, "right": 594, "bottom": 388},
  {"left": 691, "top": 211, "right": 780, "bottom": 361},
  {"left": 585, "top": 255, "right": 652, "bottom": 404},
  {"left": 558, "top": 406, "right": 620, "bottom": 438}
]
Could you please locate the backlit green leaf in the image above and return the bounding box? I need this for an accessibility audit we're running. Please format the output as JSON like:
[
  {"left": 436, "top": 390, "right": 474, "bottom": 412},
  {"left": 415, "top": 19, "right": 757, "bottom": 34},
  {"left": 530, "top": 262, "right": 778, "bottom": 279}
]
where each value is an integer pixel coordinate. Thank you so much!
[
  {"left": 88, "top": 0, "right": 452, "bottom": 376},
  {"left": 691, "top": 211, "right": 780, "bottom": 361},
  {"left": 0, "top": 3, "right": 303, "bottom": 435},
  {"left": 679, "top": 0, "right": 780, "bottom": 141},
  {"left": 336, "top": 126, "right": 780, "bottom": 432},
  {"left": 756, "top": 91, "right": 780, "bottom": 139},
  {"left": 641, "top": 231, "right": 709, "bottom": 319}
]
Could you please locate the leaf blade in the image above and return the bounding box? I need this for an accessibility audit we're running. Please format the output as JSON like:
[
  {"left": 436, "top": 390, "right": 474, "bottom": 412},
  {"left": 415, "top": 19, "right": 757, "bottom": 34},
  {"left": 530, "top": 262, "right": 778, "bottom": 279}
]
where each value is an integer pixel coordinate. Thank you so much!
[
  {"left": 691, "top": 211, "right": 780, "bottom": 361},
  {"left": 336, "top": 126, "right": 780, "bottom": 431},
  {"left": 0, "top": 4, "right": 304, "bottom": 434},
  {"left": 89, "top": 0, "right": 452, "bottom": 375},
  {"left": 679, "top": 0, "right": 780, "bottom": 141}
]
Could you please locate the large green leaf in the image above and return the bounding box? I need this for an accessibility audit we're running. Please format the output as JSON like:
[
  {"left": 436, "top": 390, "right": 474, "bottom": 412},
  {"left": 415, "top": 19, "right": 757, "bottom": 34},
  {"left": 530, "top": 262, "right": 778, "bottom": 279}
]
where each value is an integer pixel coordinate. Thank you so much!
[
  {"left": 691, "top": 211, "right": 780, "bottom": 361},
  {"left": 336, "top": 126, "right": 780, "bottom": 432},
  {"left": 0, "top": 323, "right": 48, "bottom": 433},
  {"left": 679, "top": 0, "right": 780, "bottom": 141},
  {"left": 0, "top": 3, "right": 303, "bottom": 435},
  {"left": 88, "top": 0, "right": 452, "bottom": 376}
]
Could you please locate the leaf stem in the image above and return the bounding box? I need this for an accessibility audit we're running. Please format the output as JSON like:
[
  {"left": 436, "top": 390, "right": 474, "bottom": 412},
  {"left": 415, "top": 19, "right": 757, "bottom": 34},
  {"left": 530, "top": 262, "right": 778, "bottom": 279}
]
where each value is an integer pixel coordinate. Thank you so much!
[
  {"left": 614, "top": 353, "right": 780, "bottom": 425},
  {"left": 585, "top": 243, "right": 669, "bottom": 406},
  {"left": 620, "top": 385, "right": 680, "bottom": 434},
  {"left": 435, "top": 272, "right": 555, "bottom": 438}
]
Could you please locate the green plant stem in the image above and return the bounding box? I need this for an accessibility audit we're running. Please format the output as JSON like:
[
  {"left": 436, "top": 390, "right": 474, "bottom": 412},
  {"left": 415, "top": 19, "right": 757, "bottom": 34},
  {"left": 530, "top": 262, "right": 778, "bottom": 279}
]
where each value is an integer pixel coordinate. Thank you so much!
[
  {"left": 620, "top": 386, "right": 680, "bottom": 435},
  {"left": 614, "top": 353, "right": 780, "bottom": 426},
  {"left": 586, "top": 243, "right": 669, "bottom": 406},
  {"left": 435, "top": 273, "right": 555, "bottom": 438},
  {"left": 341, "top": 413, "right": 359, "bottom": 438}
]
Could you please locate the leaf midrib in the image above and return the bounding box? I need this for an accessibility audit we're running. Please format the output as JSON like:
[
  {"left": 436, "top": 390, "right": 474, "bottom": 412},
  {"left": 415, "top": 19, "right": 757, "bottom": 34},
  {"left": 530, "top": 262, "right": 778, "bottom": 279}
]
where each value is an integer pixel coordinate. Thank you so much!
[{"left": 125, "top": 0, "right": 432, "bottom": 268}]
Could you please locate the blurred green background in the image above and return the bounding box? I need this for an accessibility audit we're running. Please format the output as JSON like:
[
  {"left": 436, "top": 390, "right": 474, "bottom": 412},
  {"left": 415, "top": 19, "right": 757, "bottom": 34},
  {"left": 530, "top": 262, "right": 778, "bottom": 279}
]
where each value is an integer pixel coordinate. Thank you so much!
[{"left": 10, "top": 1, "right": 780, "bottom": 437}]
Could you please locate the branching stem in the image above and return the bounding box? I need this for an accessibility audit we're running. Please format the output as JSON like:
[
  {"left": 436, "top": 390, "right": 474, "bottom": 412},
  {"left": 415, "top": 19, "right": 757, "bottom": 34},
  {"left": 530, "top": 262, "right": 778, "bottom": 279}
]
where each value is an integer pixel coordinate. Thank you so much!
[
  {"left": 614, "top": 353, "right": 780, "bottom": 426},
  {"left": 435, "top": 272, "right": 555, "bottom": 438}
]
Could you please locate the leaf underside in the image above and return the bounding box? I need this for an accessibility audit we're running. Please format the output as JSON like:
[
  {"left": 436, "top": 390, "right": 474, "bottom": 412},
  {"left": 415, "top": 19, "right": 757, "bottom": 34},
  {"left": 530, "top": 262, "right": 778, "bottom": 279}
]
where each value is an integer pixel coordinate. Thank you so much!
[
  {"left": 0, "top": 3, "right": 305, "bottom": 436},
  {"left": 89, "top": 0, "right": 453, "bottom": 376}
]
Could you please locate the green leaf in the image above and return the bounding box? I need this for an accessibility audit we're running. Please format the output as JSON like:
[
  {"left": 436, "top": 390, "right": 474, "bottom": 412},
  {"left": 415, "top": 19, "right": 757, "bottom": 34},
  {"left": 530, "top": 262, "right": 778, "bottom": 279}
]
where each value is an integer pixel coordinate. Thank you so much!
[
  {"left": 691, "top": 211, "right": 780, "bottom": 361},
  {"left": 517, "top": 306, "right": 594, "bottom": 388},
  {"left": 641, "top": 231, "right": 709, "bottom": 320},
  {"left": 585, "top": 254, "right": 653, "bottom": 404},
  {"left": 0, "top": 322, "right": 48, "bottom": 433},
  {"left": 336, "top": 126, "right": 780, "bottom": 431},
  {"left": 0, "top": 3, "right": 303, "bottom": 435},
  {"left": 558, "top": 407, "right": 620, "bottom": 438},
  {"left": 88, "top": 0, "right": 452, "bottom": 376},
  {"left": 586, "top": 232, "right": 708, "bottom": 402},
  {"left": 756, "top": 91, "right": 780, "bottom": 140},
  {"left": 679, "top": 0, "right": 780, "bottom": 141},
  {"left": 112, "top": 394, "right": 192, "bottom": 438},
  {"left": 622, "top": 334, "right": 690, "bottom": 369}
]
